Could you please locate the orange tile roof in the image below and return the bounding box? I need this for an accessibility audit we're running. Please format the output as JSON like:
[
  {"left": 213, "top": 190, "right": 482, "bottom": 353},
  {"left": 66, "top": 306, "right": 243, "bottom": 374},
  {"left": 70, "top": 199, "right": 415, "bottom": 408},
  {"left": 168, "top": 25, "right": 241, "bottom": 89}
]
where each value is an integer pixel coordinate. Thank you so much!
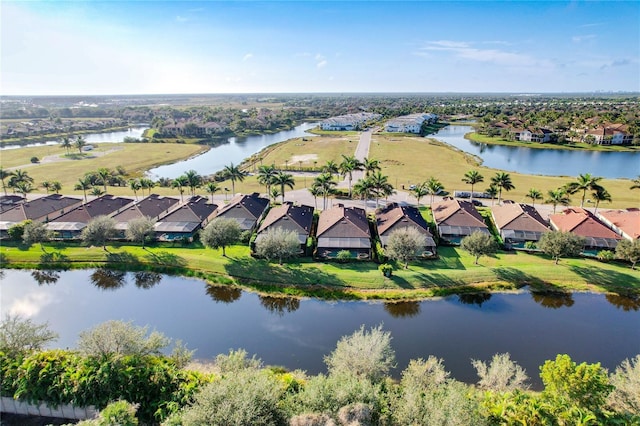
[
  {"left": 550, "top": 208, "right": 621, "bottom": 240},
  {"left": 598, "top": 209, "right": 640, "bottom": 240}
]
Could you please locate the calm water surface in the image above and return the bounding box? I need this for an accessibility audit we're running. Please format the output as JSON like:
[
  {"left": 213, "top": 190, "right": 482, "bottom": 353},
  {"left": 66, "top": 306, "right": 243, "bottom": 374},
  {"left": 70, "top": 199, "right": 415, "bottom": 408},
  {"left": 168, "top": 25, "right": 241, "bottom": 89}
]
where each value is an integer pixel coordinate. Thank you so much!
[
  {"left": 148, "top": 123, "right": 316, "bottom": 179},
  {"left": 432, "top": 125, "right": 640, "bottom": 179},
  {"left": 0, "top": 126, "right": 149, "bottom": 150},
  {"left": 2, "top": 269, "right": 638, "bottom": 388}
]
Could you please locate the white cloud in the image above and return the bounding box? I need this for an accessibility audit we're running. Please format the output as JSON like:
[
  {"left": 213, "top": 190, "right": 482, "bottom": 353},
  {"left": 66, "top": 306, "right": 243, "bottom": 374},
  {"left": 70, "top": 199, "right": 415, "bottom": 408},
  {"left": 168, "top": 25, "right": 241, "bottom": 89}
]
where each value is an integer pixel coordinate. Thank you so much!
[
  {"left": 317, "top": 60, "right": 327, "bottom": 68},
  {"left": 176, "top": 15, "right": 188, "bottom": 23},
  {"left": 572, "top": 34, "right": 596, "bottom": 43},
  {"left": 315, "top": 53, "right": 327, "bottom": 68},
  {"left": 9, "top": 291, "right": 56, "bottom": 318},
  {"left": 243, "top": 53, "right": 253, "bottom": 61}
]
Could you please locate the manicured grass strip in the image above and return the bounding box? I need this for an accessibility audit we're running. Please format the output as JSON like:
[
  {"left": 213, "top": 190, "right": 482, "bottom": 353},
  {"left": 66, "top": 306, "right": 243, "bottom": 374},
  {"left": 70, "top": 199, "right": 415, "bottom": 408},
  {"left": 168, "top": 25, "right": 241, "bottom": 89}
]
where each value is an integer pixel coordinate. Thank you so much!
[{"left": 466, "top": 132, "right": 640, "bottom": 152}]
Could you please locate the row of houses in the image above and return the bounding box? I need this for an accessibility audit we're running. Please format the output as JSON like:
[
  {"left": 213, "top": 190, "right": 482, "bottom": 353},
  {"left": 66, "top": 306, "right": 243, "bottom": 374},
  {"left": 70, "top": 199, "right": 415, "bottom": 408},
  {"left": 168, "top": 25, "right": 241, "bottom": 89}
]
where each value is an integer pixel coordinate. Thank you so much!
[
  {"left": 492, "top": 120, "right": 634, "bottom": 145},
  {"left": 0, "top": 118, "right": 127, "bottom": 139},
  {"left": 433, "top": 198, "right": 637, "bottom": 252},
  {"left": 1, "top": 194, "right": 636, "bottom": 259},
  {"left": 384, "top": 113, "right": 439, "bottom": 134},
  {"left": 319, "top": 113, "right": 382, "bottom": 131}
]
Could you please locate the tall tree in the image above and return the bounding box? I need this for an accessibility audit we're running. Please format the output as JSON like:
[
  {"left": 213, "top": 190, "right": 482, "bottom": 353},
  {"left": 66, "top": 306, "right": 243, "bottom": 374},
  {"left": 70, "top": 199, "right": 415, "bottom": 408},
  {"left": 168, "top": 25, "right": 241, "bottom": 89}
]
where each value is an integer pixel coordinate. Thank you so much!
[
  {"left": 50, "top": 181, "right": 62, "bottom": 194},
  {"left": 254, "top": 227, "right": 300, "bottom": 264},
  {"left": 129, "top": 179, "right": 141, "bottom": 200},
  {"left": 460, "top": 231, "right": 497, "bottom": 265},
  {"left": 308, "top": 184, "right": 321, "bottom": 210},
  {"left": 323, "top": 160, "right": 339, "bottom": 178},
  {"left": 590, "top": 186, "right": 611, "bottom": 213},
  {"left": 14, "top": 182, "right": 34, "bottom": 199},
  {"left": 369, "top": 171, "right": 393, "bottom": 208},
  {"left": 201, "top": 218, "right": 242, "bottom": 257},
  {"left": 491, "top": 172, "right": 515, "bottom": 204},
  {"left": 363, "top": 157, "right": 381, "bottom": 177},
  {"left": 0, "top": 167, "right": 10, "bottom": 195},
  {"left": 272, "top": 171, "right": 295, "bottom": 203},
  {"left": 313, "top": 172, "right": 337, "bottom": 210},
  {"left": 353, "top": 177, "right": 375, "bottom": 209},
  {"left": 171, "top": 176, "right": 189, "bottom": 202},
  {"left": 75, "top": 135, "right": 87, "bottom": 154},
  {"left": 538, "top": 231, "right": 585, "bottom": 264},
  {"left": 412, "top": 182, "right": 429, "bottom": 206},
  {"left": 425, "top": 176, "right": 444, "bottom": 204},
  {"left": 615, "top": 239, "right": 640, "bottom": 270},
  {"left": 81, "top": 215, "right": 117, "bottom": 250},
  {"left": 565, "top": 173, "right": 603, "bottom": 208},
  {"left": 223, "top": 163, "right": 246, "bottom": 195},
  {"left": 485, "top": 184, "right": 499, "bottom": 206},
  {"left": 8, "top": 169, "right": 33, "bottom": 192},
  {"left": 546, "top": 188, "right": 571, "bottom": 214},
  {"left": 139, "top": 178, "right": 155, "bottom": 197},
  {"left": 96, "top": 168, "right": 112, "bottom": 194},
  {"left": 41, "top": 181, "right": 52, "bottom": 194},
  {"left": 526, "top": 188, "right": 543, "bottom": 207},
  {"left": 60, "top": 135, "right": 72, "bottom": 154},
  {"left": 205, "top": 181, "right": 220, "bottom": 203},
  {"left": 386, "top": 227, "right": 428, "bottom": 268},
  {"left": 184, "top": 169, "right": 202, "bottom": 196},
  {"left": 125, "top": 217, "right": 156, "bottom": 248},
  {"left": 257, "top": 164, "right": 277, "bottom": 196},
  {"left": 22, "top": 221, "right": 51, "bottom": 251},
  {"left": 74, "top": 176, "right": 93, "bottom": 202},
  {"left": 462, "top": 170, "right": 484, "bottom": 203},
  {"left": 339, "top": 154, "right": 364, "bottom": 198}
]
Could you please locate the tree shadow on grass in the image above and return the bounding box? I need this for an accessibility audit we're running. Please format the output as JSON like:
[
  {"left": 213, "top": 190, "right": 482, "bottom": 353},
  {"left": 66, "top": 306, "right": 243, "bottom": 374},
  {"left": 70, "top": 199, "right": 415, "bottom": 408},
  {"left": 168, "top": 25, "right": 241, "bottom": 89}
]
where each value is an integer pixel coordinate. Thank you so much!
[
  {"left": 106, "top": 251, "right": 140, "bottom": 265},
  {"left": 144, "top": 250, "right": 187, "bottom": 268},
  {"left": 224, "top": 257, "right": 347, "bottom": 288},
  {"left": 569, "top": 265, "right": 640, "bottom": 292},
  {"left": 492, "top": 267, "right": 550, "bottom": 288},
  {"left": 429, "top": 246, "right": 465, "bottom": 270},
  {"left": 38, "top": 251, "right": 71, "bottom": 269}
]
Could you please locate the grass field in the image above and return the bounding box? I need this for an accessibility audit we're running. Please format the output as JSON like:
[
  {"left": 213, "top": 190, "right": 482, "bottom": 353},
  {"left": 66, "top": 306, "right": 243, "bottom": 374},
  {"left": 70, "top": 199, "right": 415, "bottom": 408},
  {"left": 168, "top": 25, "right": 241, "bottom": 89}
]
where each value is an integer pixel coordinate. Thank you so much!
[
  {"left": 255, "top": 135, "right": 359, "bottom": 169},
  {"left": 2, "top": 242, "right": 638, "bottom": 300},
  {"left": 466, "top": 132, "right": 640, "bottom": 152}
]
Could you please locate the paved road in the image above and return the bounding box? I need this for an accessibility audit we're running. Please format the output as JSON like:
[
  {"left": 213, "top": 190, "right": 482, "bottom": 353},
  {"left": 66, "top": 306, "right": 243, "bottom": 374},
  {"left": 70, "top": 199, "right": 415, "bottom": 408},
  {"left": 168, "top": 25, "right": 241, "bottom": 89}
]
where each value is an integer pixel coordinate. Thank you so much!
[{"left": 338, "top": 128, "right": 372, "bottom": 189}]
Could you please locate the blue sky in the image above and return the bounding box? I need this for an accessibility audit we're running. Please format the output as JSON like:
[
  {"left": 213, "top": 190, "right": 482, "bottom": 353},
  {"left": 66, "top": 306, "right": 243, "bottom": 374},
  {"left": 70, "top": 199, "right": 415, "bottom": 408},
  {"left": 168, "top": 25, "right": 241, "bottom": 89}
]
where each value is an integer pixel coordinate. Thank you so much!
[{"left": 2, "top": 1, "right": 639, "bottom": 95}]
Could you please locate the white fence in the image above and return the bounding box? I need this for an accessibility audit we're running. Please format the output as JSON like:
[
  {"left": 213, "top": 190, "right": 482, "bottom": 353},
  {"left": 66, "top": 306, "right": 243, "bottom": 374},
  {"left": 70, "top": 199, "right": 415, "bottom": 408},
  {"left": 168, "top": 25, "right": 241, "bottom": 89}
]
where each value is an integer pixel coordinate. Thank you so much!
[{"left": 1, "top": 396, "right": 98, "bottom": 421}]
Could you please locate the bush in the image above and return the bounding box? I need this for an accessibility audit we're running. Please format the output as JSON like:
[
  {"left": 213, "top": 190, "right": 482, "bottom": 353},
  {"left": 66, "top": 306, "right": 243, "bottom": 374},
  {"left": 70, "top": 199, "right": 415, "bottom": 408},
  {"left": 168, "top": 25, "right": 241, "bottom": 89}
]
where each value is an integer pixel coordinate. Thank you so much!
[
  {"left": 596, "top": 250, "right": 615, "bottom": 262},
  {"left": 30, "top": 156, "right": 39, "bottom": 163},
  {"left": 7, "top": 221, "right": 29, "bottom": 241},
  {"left": 0, "top": 314, "right": 58, "bottom": 358},
  {"left": 336, "top": 250, "right": 352, "bottom": 263},
  {"left": 379, "top": 263, "right": 393, "bottom": 277}
]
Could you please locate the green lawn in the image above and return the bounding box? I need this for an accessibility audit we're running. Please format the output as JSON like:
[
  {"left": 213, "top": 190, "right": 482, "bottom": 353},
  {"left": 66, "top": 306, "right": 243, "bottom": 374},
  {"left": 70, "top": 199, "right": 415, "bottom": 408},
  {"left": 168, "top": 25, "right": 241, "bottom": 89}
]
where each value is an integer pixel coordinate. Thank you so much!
[
  {"left": 466, "top": 132, "right": 640, "bottom": 152},
  {"left": 3, "top": 242, "right": 638, "bottom": 300}
]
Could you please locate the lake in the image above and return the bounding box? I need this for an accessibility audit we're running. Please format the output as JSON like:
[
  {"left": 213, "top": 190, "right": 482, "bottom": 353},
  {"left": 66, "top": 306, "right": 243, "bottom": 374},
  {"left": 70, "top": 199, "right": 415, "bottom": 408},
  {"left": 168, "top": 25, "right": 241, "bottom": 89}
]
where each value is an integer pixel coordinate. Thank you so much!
[
  {"left": 147, "top": 123, "right": 316, "bottom": 179},
  {"left": 0, "top": 126, "right": 149, "bottom": 150},
  {"left": 2, "top": 268, "right": 638, "bottom": 388},
  {"left": 432, "top": 125, "right": 640, "bottom": 179}
]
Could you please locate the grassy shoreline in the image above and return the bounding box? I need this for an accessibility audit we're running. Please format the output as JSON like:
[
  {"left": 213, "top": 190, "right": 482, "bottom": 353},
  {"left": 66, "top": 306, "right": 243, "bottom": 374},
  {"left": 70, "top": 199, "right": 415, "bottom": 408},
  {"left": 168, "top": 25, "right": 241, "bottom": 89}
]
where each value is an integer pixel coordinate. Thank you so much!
[
  {"left": 2, "top": 242, "right": 638, "bottom": 301},
  {"left": 465, "top": 131, "right": 640, "bottom": 152}
]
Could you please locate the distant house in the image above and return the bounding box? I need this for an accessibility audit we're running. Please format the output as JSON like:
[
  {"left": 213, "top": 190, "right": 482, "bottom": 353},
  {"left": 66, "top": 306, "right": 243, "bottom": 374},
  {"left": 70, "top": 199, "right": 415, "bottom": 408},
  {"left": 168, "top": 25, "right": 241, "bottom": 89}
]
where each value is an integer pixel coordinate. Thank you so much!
[
  {"left": 431, "top": 199, "right": 490, "bottom": 244},
  {"left": 215, "top": 193, "right": 270, "bottom": 231},
  {"left": 586, "top": 124, "right": 633, "bottom": 145},
  {"left": 514, "top": 128, "right": 554, "bottom": 143},
  {"left": 597, "top": 208, "right": 640, "bottom": 241},
  {"left": 47, "top": 195, "right": 134, "bottom": 239},
  {"left": 549, "top": 208, "right": 622, "bottom": 252},
  {"left": 255, "top": 202, "right": 314, "bottom": 253},
  {"left": 384, "top": 113, "right": 438, "bottom": 134},
  {"left": 376, "top": 203, "right": 436, "bottom": 255},
  {"left": 319, "top": 112, "right": 381, "bottom": 131},
  {"left": 112, "top": 194, "right": 180, "bottom": 237},
  {"left": 0, "top": 194, "right": 82, "bottom": 223},
  {"left": 154, "top": 196, "right": 217, "bottom": 242},
  {"left": 491, "top": 203, "right": 549, "bottom": 248},
  {"left": 316, "top": 204, "right": 371, "bottom": 259}
]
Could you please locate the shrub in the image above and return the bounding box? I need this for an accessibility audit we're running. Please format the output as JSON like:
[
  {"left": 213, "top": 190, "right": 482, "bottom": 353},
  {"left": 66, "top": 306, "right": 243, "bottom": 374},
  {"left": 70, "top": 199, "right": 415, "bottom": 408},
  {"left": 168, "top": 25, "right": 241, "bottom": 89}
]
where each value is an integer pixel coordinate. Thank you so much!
[
  {"left": 30, "top": 156, "right": 39, "bottom": 163},
  {"left": 0, "top": 314, "right": 58, "bottom": 358},
  {"left": 596, "top": 250, "right": 615, "bottom": 262},
  {"left": 379, "top": 263, "right": 393, "bottom": 277},
  {"left": 336, "top": 250, "right": 352, "bottom": 263},
  {"left": 472, "top": 352, "right": 529, "bottom": 392},
  {"left": 7, "top": 221, "right": 29, "bottom": 241}
]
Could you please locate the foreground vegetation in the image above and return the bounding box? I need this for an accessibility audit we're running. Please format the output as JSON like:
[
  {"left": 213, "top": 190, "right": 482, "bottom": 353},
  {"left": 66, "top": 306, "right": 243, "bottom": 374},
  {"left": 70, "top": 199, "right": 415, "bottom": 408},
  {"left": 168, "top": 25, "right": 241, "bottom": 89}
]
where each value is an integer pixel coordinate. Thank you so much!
[{"left": 1, "top": 319, "right": 638, "bottom": 425}]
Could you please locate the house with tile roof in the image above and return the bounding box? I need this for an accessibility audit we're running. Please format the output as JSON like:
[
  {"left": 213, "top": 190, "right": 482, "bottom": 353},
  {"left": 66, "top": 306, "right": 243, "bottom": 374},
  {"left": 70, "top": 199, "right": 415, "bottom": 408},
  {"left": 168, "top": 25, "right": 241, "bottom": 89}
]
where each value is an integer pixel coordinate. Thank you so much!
[
  {"left": 154, "top": 196, "right": 217, "bottom": 241},
  {"left": 215, "top": 193, "right": 270, "bottom": 231},
  {"left": 549, "top": 208, "right": 622, "bottom": 252},
  {"left": 112, "top": 194, "right": 180, "bottom": 237},
  {"left": 0, "top": 195, "right": 25, "bottom": 213},
  {"left": 255, "top": 202, "right": 314, "bottom": 253},
  {"left": 376, "top": 203, "right": 436, "bottom": 255},
  {"left": 316, "top": 204, "right": 371, "bottom": 259},
  {"left": 597, "top": 208, "right": 640, "bottom": 241},
  {"left": 491, "top": 203, "right": 549, "bottom": 248},
  {"left": 431, "top": 199, "right": 490, "bottom": 244},
  {"left": 47, "top": 195, "right": 134, "bottom": 239},
  {"left": 586, "top": 124, "right": 633, "bottom": 145},
  {"left": 0, "top": 194, "right": 82, "bottom": 223}
]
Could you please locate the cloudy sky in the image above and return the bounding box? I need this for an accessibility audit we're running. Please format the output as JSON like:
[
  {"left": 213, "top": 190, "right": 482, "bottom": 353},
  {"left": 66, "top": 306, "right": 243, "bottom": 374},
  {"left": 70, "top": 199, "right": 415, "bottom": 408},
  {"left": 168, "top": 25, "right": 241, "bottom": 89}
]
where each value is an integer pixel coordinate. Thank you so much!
[{"left": 2, "top": 1, "right": 638, "bottom": 95}]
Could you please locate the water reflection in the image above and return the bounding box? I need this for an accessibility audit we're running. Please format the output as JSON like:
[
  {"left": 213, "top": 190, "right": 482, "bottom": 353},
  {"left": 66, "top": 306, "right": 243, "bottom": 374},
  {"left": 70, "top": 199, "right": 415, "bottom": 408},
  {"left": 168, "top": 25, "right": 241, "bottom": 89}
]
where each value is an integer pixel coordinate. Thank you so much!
[
  {"left": 383, "top": 301, "right": 421, "bottom": 317},
  {"left": 31, "top": 270, "right": 60, "bottom": 286},
  {"left": 205, "top": 284, "right": 242, "bottom": 304},
  {"left": 606, "top": 294, "right": 640, "bottom": 311},
  {"left": 133, "top": 271, "right": 162, "bottom": 289},
  {"left": 90, "top": 269, "right": 127, "bottom": 290},
  {"left": 530, "top": 291, "right": 575, "bottom": 309},
  {"left": 457, "top": 292, "right": 492, "bottom": 307},
  {"left": 259, "top": 295, "right": 300, "bottom": 316}
]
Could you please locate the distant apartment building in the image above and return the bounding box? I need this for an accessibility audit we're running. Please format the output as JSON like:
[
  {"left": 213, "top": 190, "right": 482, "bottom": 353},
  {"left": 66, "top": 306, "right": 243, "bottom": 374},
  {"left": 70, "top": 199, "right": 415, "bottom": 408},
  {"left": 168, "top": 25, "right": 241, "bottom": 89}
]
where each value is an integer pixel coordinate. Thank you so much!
[
  {"left": 514, "top": 128, "right": 554, "bottom": 143},
  {"left": 585, "top": 124, "right": 634, "bottom": 145},
  {"left": 319, "top": 112, "right": 382, "bottom": 131},
  {"left": 384, "top": 113, "right": 438, "bottom": 133}
]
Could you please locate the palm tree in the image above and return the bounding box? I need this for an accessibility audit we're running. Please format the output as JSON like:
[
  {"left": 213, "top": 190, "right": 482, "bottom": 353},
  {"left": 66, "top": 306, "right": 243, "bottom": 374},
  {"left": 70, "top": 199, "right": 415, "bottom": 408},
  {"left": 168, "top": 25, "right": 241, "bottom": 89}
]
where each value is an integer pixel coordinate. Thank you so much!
[
  {"left": 90, "top": 187, "right": 105, "bottom": 197},
  {"left": 412, "top": 182, "right": 429, "bottom": 206},
  {"left": 425, "top": 177, "right": 444, "bottom": 204},
  {"left": 96, "top": 168, "right": 112, "bottom": 194},
  {"left": 8, "top": 169, "right": 33, "bottom": 193},
  {"left": 74, "top": 176, "right": 93, "bottom": 202},
  {"left": 205, "top": 181, "right": 220, "bottom": 203},
  {"left": 50, "top": 181, "right": 62, "bottom": 194},
  {"left": 323, "top": 160, "right": 339, "bottom": 178},
  {"left": 369, "top": 171, "right": 393, "bottom": 208},
  {"left": 42, "top": 181, "right": 52, "bottom": 194},
  {"left": 75, "top": 135, "right": 87, "bottom": 154},
  {"left": 171, "top": 176, "right": 189, "bottom": 202},
  {"left": 339, "top": 154, "right": 364, "bottom": 198},
  {"left": 313, "top": 172, "right": 337, "bottom": 210},
  {"left": 486, "top": 185, "right": 499, "bottom": 206},
  {"left": 184, "top": 169, "right": 202, "bottom": 196},
  {"left": 139, "top": 178, "right": 155, "bottom": 197},
  {"left": 546, "top": 188, "right": 571, "bottom": 214},
  {"left": 129, "top": 179, "right": 141, "bottom": 200},
  {"left": 308, "top": 184, "right": 322, "bottom": 210},
  {"left": 272, "top": 171, "right": 295, "bottom": 203},
  {"left": 565, "top": 173, "right": 603, "bottom": 208},
  {"left": 257, "top": 164, "right": 277, "bottom": 195},
  {"left": 0, "top": 167, "right": 10, "bottom": 195},
  {"left": 526, "top": 188, "right": 543, "bottom": 207},
  {"left": 363, "top": 157, "right": 381, "bottom": 177},
  {"left": 60, "top": 136, "right": 72, "bottom": 154},
  {"left": 353, "top": 177, "right": 375, "bottom": 209},
  {"left": 14, "top": 182, "right": 34, "bottom": 199},
  {"left": 462, "top": 170, "right": 484, "bottom": 203},
  {"left": 223, "top": 163, "right": 246, "bottom": 195},
  {"left": 269, "top": 187, "right": 281, "bottom": 202},
  {"left": 591, "top": 187, "right": 612, "bottom": 213},
  {"left": 491, "top": 172, "right": 515, "bottom": 204},
  {"left": 630, "top": 176, "right": 640, "bottom": 190}
]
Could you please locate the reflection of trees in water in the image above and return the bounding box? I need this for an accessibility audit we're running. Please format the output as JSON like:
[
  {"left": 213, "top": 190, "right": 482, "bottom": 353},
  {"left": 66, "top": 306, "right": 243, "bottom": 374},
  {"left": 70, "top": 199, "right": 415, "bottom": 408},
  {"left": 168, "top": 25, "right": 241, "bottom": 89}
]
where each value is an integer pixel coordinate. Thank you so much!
[
  {"left": 383, "top": 301, "right": 421, "bottom": 318},
  {"left": 206, "top": 284, "right": 242, "bottom": 304},
  {"left": 133, "top": 271, "right": 162, "bottom": 289},
  {"left": 606, "top": 294, "right": 640, "bottom": 311},
  {"left": 31, "top": 270, "right": 60, "bottom": 285},
  {"left": 458, "top": 292, "right": 492, "bottom": 307},
  {"left": 91, "top": 268, "right": 127, "bottom": 290},
  {"left": 259, "top": 295, "right": 300, "bottom": 316},
  {"left": 530, "top": 292, "right": 575, "bottom": 309}
]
